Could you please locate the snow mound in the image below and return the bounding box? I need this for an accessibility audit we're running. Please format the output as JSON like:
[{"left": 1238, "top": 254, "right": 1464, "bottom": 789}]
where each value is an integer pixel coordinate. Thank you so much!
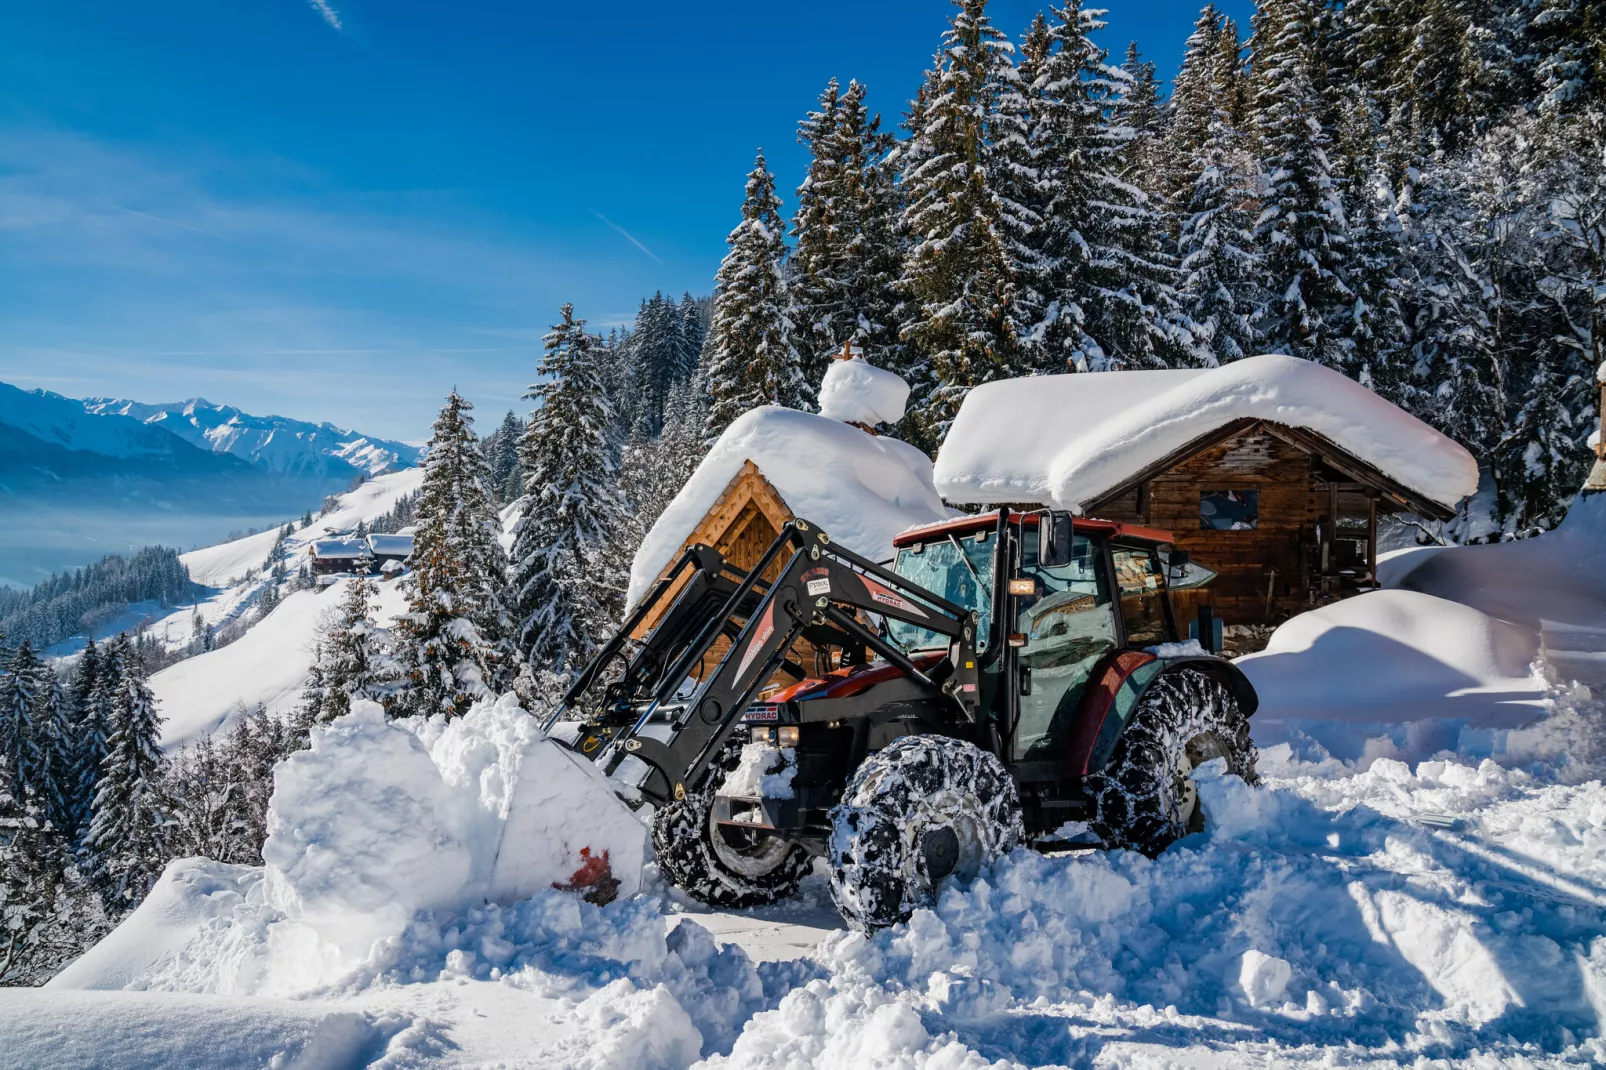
[
  {"left": 933, "top": 354, "right": 1479, "bottom": 513},
  {"left": 816, "top": 357, "right": 909, "bottom": 427},
  {"left": 64, "top": 697, "right": 649, "bottom": 997},
  {"left": 1239, "top": 589, "right": 1547, "bottom": 760},
  {"left": 627, "top": 406, "right": 955, "bottom": 610}
]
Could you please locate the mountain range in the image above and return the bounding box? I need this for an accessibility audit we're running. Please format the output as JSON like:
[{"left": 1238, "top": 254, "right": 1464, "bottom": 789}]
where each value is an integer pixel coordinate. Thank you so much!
[{"left": 0, "top": 381, "right": 421, "bottom": 587}]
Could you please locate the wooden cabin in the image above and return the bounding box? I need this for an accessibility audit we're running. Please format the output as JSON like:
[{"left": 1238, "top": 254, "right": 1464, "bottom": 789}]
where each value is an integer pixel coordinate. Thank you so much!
[
  {"left": 934, "top": 355, "right": 1479, "bottom": 627},
  {"left": 1081, "top": 419, "right": 1455, "bottom": 623},
  {"left": 625, "top": 388, "right": 953, "bottom": 681},
  {"left": 309, "top": 537, "right": 371, "bottom": 585}
]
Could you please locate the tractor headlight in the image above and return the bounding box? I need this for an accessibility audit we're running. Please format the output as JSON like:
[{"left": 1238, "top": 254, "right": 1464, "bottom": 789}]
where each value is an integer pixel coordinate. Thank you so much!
[
  {"left": 749, "top": 726, "right": 770, "bottom": 744},
  {"left": 776, "top": 725, "right": 800, "bottom": 747}
]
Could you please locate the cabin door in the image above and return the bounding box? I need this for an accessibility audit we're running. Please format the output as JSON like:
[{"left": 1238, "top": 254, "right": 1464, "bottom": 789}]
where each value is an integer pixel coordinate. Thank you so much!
[{"left": 1311, "top": 484, "right": 1378, "bottom": 601}]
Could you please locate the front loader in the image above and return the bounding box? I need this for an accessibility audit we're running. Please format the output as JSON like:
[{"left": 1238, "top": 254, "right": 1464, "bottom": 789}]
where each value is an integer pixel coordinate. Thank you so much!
[{"left": 549, "top": 509, "right": 1258, "bottom": 931}]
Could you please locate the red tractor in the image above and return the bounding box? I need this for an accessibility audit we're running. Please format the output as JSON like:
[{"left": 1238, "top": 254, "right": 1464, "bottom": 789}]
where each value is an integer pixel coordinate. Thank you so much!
[{"left": 553, "top": 508, "right": 1257, "bottom": 931}]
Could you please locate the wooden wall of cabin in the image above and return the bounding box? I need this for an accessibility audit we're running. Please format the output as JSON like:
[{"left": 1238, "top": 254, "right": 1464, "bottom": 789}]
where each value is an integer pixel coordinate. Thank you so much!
[{"left": 1090, "top": 427, "right": 1323, "bottom": 625}]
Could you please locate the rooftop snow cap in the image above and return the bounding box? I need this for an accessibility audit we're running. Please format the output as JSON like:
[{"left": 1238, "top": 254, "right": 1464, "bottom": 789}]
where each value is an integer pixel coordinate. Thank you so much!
[
  {"left": 933, "top": 354, "right": 1480, "bottom": 513},
  {"left": 817, "top": 354, "right": 910, "bottom": 428},
  {"left": 625, "top": 403, "right": 955, "bottom": 610}
]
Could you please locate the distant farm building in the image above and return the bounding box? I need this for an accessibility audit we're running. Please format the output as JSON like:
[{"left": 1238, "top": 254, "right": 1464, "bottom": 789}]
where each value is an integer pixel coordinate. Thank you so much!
[
  {"left": 310, "top": 533, "right": 414, "bottom": 586},
  {"left": 934, "top": 355, "right": 1479, "bottom": 625}
]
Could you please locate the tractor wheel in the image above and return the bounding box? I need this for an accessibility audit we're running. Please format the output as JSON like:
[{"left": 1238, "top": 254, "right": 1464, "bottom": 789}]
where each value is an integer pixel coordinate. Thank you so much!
[
  {"left": 827, "top": 735, "right": 1023, "bottom": 932},
  {"left": 1088, "top": 667, "right": 1256, "bottom": 856},
  {"left": 652, "top": 738, "right": 812, "bottom": 909}
]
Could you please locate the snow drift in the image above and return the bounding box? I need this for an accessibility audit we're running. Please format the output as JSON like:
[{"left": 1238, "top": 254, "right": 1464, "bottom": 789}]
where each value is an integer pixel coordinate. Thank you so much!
[
  {"left": 933, "top": 354, "right": 1480, "bottom": 512},
  {"left": 627, "top": 406, "right": 955, "bottom": 610},
  {"left": 61, "top": 697, "right": 647, "bottom": 995}
]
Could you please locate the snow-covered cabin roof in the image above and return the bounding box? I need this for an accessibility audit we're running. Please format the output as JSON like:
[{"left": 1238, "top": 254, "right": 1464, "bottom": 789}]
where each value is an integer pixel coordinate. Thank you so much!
[
  {"left": 365, "top": 534, "right": 414, "bottom": 558},
  {"left": 310, "top": 538, "right": 369, "bottom": 560},
  {"left": 933, "top": 355, "right": 1479, "bottom": 514},
  {"left": 627, "top": 406, "right": 957, "bottom": 610}
]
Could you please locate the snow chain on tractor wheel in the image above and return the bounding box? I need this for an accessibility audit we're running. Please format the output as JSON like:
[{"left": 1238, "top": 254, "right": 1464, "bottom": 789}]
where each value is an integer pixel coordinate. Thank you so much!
[
  {"left": 1088, "top": 667, "right": 1257, "bottom": 855},
  {"left": 651, "top": 736, "right": 812, "bottom": 909},
  {"left": 827, "top": 735, "right": 1023, "bottom": 932}
]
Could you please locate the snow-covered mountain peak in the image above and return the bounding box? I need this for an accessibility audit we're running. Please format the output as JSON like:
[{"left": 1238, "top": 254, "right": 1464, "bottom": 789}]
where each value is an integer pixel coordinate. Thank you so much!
[{"left": 81, "top": 394, "right": 422, "bottom": 478}]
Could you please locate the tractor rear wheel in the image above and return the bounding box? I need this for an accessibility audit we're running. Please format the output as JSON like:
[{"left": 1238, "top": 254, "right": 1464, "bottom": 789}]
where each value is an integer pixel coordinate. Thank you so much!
[
  {"left": 651, "top": 738, "right": 812, "bottom": 909},
  {"left": 1088, "top": 667, "right": 1256, "bottom": 855},
  {"left": 827, "top": 735, "right": 1023, "bottom": 932}
]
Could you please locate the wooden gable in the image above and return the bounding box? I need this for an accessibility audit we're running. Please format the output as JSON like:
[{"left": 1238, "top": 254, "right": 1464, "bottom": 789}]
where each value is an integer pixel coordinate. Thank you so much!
[{"left": 631, "top": 460, "right": 796, "bottom": 642}]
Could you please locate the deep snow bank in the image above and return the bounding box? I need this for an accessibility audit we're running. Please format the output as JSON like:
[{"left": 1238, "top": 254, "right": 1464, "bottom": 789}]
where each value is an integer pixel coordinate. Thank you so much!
[
  {"left": 61, "top": 697, "right": 649, "bottom": 995},
  {"left": 1239, "top": 589, "right": 1548, "bottom": 761}
]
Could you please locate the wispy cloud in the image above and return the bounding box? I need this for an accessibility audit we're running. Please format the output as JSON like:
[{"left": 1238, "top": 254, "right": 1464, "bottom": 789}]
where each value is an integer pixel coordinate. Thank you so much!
[
  {"left": 591, "top": 209, "right": 664, "bottom": 265},
  {"left": 306, "top": 0, "right": 343, "bottom": 32},
  {"left": 113, "top": 205, "right": 224, "bottom": 239}
]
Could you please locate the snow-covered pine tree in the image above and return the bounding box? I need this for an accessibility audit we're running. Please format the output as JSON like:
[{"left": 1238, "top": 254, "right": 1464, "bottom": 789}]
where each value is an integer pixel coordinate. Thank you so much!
[
  {"left": 484, "top": 410, "right": 525, "bottom": 505},
  {"left": 85, "top": 634, "right": 167, "bottom": 910},
  {"left": 897, "top": 0, "right": 1040, "bottom": 446},
  {"left": 0, "top": 642, "right": 43, "bottom": 797},
  {"left": 791, "top": 79, "right": 908, "bottom": 382},
  {"left": 396, "top": 390, "right": 514, "bottom": 718},
  {"left": 1114, "top": 42, "right": 1163, "bottom": 192},
  {"left": 0, "top": 756, "right": 85, "bottom": 986},
  {"left": 1175, "top": 10, "right": 1264, "bottom": 366},
  {"left": 66, "top": 637, "right": 112, "bottom": 841},
  {"left": 1024, "top": 1, "right": 1204, "bottom": 373},
  {"left": 311, "top": 572, "right": 396, "bottom": 723},
  {"left": 1157, "top": 6, "right": 1226, "bottom": 231},
  {"left": 1249, "top": 0, "right": 1355, "bottom": 368},
  {"left": 1333, "top": 85, "right": 1412, "bottom": 398},
  {"left": 30, "top": 659, "right": 73, "bottom": 840},
  {"left": 512, "top": 304, "right": 627, "bottom": 697},
  {"left": 790, "top": 78, "right": 848, "bottom": 379},
  {"left": 704, "top": 152, "right": 808, "bottom": 440},
  {"left": 625, "top": 293, "right": 692, "bottom": 437}
]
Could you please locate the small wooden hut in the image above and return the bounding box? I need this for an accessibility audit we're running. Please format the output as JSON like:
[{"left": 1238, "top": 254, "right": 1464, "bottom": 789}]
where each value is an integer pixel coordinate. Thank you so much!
[{"left": 626, "top": 356, "right": 952, "bottom": 678}]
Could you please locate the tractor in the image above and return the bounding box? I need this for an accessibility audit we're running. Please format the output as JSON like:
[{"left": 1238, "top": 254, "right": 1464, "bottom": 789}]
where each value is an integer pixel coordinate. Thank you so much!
[{"left": 550, "top": 508, "right": 1258, "bottom": 931}]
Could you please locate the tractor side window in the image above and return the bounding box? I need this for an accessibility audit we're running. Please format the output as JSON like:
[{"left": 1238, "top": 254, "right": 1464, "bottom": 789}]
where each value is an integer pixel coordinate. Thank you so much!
[
  {"left": 1112, "top": 547, "right": 1169, "bottom": 647},
  {"left": 1012, "top": 530, "right": 1117, "bottom": 760}
]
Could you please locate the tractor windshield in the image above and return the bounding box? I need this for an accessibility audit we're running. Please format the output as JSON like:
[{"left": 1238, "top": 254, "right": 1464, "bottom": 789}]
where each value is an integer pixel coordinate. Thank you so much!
[{"left": 888, "top": 533, "right": 994, "bottom": 653}]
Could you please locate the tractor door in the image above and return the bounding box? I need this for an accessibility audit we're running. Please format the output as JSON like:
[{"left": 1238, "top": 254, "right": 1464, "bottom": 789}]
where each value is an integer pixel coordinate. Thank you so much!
[{"left": 1009, "top": 527, "right": 1119, "bottom": 761}]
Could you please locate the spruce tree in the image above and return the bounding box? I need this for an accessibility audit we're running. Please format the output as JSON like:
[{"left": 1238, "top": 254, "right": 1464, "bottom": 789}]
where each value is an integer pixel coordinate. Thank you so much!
[
  {"left": 396, "top": 391, "right": 514, "bottom": 717},
  {"left": 311, "top": 572, "right": 395, "bottom": 723},
  {"left": 31, "top": 660, "right": 72, "bottom": 840},
  {"left": 0, "top": 642, "right": 43, "bottom": 794},
  {"left": 67, "top": 638, "right": 112, "bottom": 841},
  {"left": 85, "top": 635, "right": 166, "bottom": 910},
  {"left": 898, "top": 0, "right": 1039, "bottom": 445},
  {"left": 0, "top": 758, "right": 83, "bottom": 985},
  {"left": 1176, "top": 9, "right": 1265, "bottom": 365},
  {"left": 512, "top": 304, "right": 627, "bottom": 694},
  {"left": 1249, "top": 0, "right": 1354, "bottom": 367},
  {"left": 704, "top": 152, "right": 807, "bottom": 440}
]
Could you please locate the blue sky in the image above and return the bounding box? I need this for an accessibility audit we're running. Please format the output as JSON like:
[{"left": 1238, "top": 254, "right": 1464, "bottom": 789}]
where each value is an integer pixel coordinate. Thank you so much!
[{"left": 0, "top": 0, "right": 1253, "bottom": 440}]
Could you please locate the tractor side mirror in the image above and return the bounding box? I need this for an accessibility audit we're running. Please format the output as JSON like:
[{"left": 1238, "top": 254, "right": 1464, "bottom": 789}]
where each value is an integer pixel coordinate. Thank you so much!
[
  {"left": 1167, "top": 548, "right": 1191, "bottom": 580},
  {"left": 1037, "top": 511, "right": 1074, "bottom": 567}
]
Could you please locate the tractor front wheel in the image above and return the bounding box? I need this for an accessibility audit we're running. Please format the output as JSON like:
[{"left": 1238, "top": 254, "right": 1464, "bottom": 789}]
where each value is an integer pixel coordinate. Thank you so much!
[
  {"left": 652, "top": 738, "right": 812, "bottom": 909},
  {"left": 1088, "top": 667, "right": 1256, "bottom": 855},
  {"left": 827, "top": 735, "right": 1023, "bottom": 932}
]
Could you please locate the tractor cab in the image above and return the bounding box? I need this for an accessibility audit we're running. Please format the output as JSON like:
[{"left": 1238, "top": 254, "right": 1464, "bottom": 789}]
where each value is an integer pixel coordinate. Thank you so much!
[{"left": 886, "top": 509, "right": 1185, "bottom": 762}]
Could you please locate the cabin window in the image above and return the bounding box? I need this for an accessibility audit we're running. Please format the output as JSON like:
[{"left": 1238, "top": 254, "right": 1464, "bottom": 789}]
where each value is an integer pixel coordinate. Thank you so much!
[{"left": 1200, "top": 489, "right": 1258, "bottom": 531}]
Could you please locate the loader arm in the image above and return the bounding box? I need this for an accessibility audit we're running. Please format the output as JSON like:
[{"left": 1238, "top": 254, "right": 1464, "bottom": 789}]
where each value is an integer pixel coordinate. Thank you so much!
[{"left": 566, "top": 521, "right": 982, "bottom": 807}]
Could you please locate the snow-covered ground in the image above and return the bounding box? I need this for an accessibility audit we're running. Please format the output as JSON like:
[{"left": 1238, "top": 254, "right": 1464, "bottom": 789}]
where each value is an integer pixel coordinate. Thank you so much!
[
  {"left": 11, "top": 486, "right": 1606, "bottom": 1067},
  {"left": 116, "top": 468, "right": 425, "bottom": 747}
]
